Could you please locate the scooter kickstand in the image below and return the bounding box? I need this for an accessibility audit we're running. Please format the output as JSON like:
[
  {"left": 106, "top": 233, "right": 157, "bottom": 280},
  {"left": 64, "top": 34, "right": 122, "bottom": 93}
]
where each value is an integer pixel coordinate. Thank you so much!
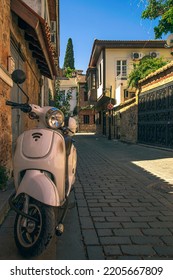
[
  {"left": 55, "top": 223, "right": 64, "bottom": 236},
  {"left": 55, "top": 198, "right": 69, "bottom": 236}
]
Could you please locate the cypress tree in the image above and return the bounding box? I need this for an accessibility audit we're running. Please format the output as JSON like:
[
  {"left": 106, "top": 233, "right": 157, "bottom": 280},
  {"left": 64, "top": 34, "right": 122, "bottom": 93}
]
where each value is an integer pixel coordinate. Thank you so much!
[{"left": 63, "top": 38, "right": 75, "bottom": 69}]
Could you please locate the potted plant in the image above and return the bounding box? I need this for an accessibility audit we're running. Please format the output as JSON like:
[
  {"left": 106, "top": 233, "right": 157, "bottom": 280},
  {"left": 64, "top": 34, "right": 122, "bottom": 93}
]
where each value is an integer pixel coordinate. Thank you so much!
[{"left": 0, "top": 165, "right": 8, "bottom": 191}]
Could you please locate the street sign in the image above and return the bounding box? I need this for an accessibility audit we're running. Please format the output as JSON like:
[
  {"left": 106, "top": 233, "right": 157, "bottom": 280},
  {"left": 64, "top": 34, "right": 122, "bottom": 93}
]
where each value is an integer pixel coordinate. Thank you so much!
[{"left": 107, "top": 103, "right": 114, "bottom": 110}]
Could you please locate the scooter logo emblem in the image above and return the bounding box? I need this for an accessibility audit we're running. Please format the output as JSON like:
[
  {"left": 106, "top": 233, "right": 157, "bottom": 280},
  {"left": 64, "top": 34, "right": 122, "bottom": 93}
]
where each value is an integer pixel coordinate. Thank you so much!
[{"left": 32, "top": 132, "right": 43, "bottom": 142}]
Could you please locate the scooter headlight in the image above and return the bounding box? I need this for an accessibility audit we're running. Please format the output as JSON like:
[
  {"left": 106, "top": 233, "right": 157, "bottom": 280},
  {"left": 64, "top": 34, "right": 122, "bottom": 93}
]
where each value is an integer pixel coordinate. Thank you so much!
[{"left": 45, "top": 108, "right": 64, "bottom": 129}]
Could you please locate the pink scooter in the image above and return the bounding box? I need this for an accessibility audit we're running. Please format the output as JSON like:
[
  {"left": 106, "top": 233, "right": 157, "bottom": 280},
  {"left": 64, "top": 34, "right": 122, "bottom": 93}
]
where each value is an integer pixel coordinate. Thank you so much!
[{"left": 7, "top": 69, "right": 77, "bottom": 257}]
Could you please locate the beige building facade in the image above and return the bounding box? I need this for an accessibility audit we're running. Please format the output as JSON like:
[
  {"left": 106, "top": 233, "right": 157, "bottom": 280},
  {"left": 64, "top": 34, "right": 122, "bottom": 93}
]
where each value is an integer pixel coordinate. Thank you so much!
[{"left": 87, "top": 39, "right": 173, "bottom": 141}]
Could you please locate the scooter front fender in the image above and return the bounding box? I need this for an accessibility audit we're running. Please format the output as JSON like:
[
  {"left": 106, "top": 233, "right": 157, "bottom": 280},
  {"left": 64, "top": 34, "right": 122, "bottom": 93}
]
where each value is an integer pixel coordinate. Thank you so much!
[{"left": 16, "top": 170, "right": 60, "bottom": 206}]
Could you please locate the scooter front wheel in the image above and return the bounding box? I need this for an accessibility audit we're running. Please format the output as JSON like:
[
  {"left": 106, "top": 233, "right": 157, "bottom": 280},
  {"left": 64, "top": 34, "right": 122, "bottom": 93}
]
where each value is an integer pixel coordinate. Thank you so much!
[{"left": 14, "top": 198, "right": 55, "bottom": 257}]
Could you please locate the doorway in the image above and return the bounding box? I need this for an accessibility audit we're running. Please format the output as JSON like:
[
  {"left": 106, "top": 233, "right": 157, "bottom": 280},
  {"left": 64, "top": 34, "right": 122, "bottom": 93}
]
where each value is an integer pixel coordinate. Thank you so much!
[{"left": 10, "top": 41, "right": 24, "bottom": 154}]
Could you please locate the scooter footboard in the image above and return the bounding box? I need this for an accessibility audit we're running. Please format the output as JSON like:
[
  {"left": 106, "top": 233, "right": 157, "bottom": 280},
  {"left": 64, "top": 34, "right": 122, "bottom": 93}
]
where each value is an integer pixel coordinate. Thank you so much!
[{"left": 16, "top": 170, "right": 60, "bottom": 206}]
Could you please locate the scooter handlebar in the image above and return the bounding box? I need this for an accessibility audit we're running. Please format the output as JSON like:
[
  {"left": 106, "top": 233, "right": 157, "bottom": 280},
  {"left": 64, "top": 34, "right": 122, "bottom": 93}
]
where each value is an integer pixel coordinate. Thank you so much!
[
  {"left": 6, "top": 100, "right": 19, "bottom": 106},
  {"left": 6, "top": 100, "right": 32, "bottom": 113}
]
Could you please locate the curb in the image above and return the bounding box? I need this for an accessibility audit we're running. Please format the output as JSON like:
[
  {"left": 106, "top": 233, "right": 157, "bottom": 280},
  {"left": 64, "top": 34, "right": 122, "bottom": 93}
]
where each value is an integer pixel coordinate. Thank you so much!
[{"left": 0, "top": 181, "right": 14, "bottom": 225}]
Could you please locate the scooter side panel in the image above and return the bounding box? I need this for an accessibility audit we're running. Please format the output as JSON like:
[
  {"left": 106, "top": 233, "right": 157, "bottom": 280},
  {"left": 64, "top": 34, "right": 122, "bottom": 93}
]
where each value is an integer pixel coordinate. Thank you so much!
[
  {"left": 16, "top": 170, "right": 60, "bottom": 206},
  {"left": 67, "top": 145, "right": 77, "bottom": 196},
  {"left": 13, "top": 129, "right": 66, "bottom": 204},
  {"left": 22, "top": 129, "right": 54, "bottom": 158}
]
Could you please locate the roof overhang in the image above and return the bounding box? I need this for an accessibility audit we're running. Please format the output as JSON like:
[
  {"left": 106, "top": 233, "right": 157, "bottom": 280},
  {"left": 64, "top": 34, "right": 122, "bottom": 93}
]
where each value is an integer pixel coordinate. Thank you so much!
[
  {"left": 89, "top": 39, "right": 167, "bottom": 67},
  {"left": 96, "top": 94, "right": 116, "bottom": 109},
  {"left": 11, "top": 0, "right": 57, "bottom": 79}
]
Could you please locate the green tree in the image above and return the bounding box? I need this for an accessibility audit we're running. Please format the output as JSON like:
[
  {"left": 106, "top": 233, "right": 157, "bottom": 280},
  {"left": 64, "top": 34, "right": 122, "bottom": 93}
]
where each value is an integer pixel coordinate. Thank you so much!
[
  {"left": 128, "top": 56, "right": 167, "bottom": 88},
  {"left": 141, "top": 0, "right": 173, "bottom": 38},
  {"left": 63, "top": 38, "right": 75, "bottom": 69}
]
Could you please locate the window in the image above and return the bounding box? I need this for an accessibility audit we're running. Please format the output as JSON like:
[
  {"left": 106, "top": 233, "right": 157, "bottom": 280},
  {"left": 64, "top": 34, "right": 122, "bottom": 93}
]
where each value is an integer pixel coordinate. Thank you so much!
[
  {"left": 83, "top": 115, "right": 89, "bottom": 124},
  {"left": 116, "top": 60, "right": 127, "bottom": 79},
  {"left": 84, "top": 91, "right": 88, "bottom": 101},
  {"left": 124, "top": 89, "right": 129, "bottom": 99},
  {"left": 92, "top": 73, "right": 96, "bottom": 89}
]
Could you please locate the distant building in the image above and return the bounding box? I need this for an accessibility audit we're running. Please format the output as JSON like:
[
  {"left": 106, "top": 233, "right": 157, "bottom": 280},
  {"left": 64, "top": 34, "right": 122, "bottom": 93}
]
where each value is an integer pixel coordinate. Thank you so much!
[
  {"left": 58, "top": 70, "right": 96, "bottom": 132},
  {"left": 59, "top": 77, "right": 77, "bottom": 116}
]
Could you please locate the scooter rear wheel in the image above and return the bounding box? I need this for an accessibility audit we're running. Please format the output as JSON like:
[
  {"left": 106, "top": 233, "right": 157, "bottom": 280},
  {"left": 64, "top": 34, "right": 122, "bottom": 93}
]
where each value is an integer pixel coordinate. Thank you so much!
[{"left": 14, "top": 198, "right": 55, "bottom": 257}]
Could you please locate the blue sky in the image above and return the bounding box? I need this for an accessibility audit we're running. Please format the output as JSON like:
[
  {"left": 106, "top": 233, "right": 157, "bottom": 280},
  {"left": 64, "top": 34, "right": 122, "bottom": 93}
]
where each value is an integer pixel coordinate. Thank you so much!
[{"left": 60, "top": 0, "right": 162, "bottom": 73}]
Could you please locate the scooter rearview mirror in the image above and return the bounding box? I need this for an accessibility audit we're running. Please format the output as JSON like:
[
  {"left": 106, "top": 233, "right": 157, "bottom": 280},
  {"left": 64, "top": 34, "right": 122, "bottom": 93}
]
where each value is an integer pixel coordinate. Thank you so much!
[
  {"left": 11, "top": 69, "right": 26, "bottom": 84},
  {"left": 11, "top": 69, "right": 29, "bottom": 104}
]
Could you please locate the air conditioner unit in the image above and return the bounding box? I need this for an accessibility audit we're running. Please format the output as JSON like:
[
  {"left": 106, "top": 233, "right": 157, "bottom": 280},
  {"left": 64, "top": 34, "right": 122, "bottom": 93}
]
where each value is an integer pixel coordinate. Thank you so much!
[
  {"left": 150, "top": 51, "right": 160, "bottom": 58},
  {"left": 132, "top": 52, "right": 143, "bottom": 60},
  {"left": 51, "top": 21, "right": 56, "bottom": 32}
]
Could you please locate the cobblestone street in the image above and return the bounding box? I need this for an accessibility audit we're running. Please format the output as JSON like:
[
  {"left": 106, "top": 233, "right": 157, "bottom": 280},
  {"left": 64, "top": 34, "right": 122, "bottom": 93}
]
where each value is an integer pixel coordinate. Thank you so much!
[
  {"left": 0, "top": 134, "right": 173, "bottom": 260},
  {"left": 74, "top": 134, "right": 173, "bottom": 259}
]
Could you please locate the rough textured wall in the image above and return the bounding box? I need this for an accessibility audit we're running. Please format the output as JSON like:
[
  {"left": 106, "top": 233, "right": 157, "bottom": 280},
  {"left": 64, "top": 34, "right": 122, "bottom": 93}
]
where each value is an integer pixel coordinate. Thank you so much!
[
  {"left": 0, "top": 0, "right": 10, "bottom": 68},
  {"left": 11, "top": 14, "right": 41, "bottom": 131},
  {"left": 0, "top": 0, "right": 12, "bottom": 172},
  {"left": 120, "top": 103, "right": 138, "bottom": 143}
]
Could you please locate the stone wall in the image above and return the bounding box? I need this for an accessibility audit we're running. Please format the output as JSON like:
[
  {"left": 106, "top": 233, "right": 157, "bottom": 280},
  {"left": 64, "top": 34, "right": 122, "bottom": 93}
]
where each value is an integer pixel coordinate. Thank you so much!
[
  {"left": 11, "top": 12, "right": 41, "bottom": 131},
  {"left": 0, "top": 5, "right": 42, "bottom": 174},
  {"left": 119, "top": 102, "right": 138, "bottom": 143},
  {"left": 0, "top": 0, "right": 12, "bottom": 172},
  {"left": 105, "top": 98, "right": 138, "bottom": 143}
]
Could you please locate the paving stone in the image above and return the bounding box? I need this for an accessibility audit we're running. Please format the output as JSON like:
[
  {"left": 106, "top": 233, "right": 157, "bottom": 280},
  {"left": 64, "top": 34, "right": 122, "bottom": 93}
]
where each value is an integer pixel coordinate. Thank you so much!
[
  {"left": 142, "top": 228, "right": 172, "bottom": 236},
  {"left": 139, "top": 211, "right": 162, "bottom": 216},
  {"left": 161, "top": 236, "right": 173, "bottom": 245},
  {"left": 78, "top": 207, "right": 90, "bottom": 217},
  {"left": 121, "top": 222, "right": 150, "bottom": 228},
  {"left": 87, "top": 246, "right": 105, "bottom": 260},
  {"left": 109, "top": 203, "right": 131, "bottom": 207},
  {"left": 100, "top": 236, "right": 132, "bottom": 245},
  {"left": 106, "top": 216, "right": 131, "bottom": 222},
  {"left": 131, "top": 236, "right": 163, "bottom": 245},
  {"left": 88, "top": 202, "right": 109, "bottom": 207},
  {"left": 154, "top": 246, "right": 173, "bottom": 256},
  {"left": 89, "top": 207, "right": 101, "bottom": 212},
  {"left": 160, "top": 211, "right": 173, "bottom": 216},
  {"left": 113, "top": 228, "right": 143, "bottom": 236},
  {"left": 103, "top": 245, "right": 122, "bottom": 256},
  {"left": 95, "top": 222, "right": 121, "bottom": 229},
  {"left": 158, "top": 216, "right": 173, "bottom": 222},
  {"left": 121, "top": 245, "right": 156, "bottom": 256},
  {"left": 97, "top": 229, "right": 113, "bottom": 236},
  {"left": 115, "top": 211, "right": 139, "bottom": 217},
  {"left": 148, "top": 222, "right": 173, "bottom": 228},
  {"left": 90, "top": 211, "right": 114, "bottom": 217},
  {"left": 131, "top": 216, "right": 158, "bottom": 222},
  {"left": 77, "top": 199, "right": 88, "bottom": 207},
  {"left": 79, "top": 217, "right": 94, "bottom": 229},
  {"left": 82, "top": 229, "right": 99, "bottom": 245},
  {"left": 93, "top": 217, "right": 105, "bottom": 222}
]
